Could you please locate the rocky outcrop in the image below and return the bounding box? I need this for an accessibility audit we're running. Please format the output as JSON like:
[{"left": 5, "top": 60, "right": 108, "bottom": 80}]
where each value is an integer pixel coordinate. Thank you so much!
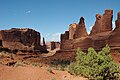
[
  {"left": 50, "top": 42, "right": 56, "bottom": 50},
  {"left": 90, "top": 10, "right": 113, "bottom": 35},
  {"left": 50, "top": 42, "right": 60, "bottom": 50},
  {"left": 69, "top": 23, "right": 77, "bottom": 39},
  {"left": 58, "top": 10, "right": 120, "bottom": 54},
  {"left": 43, "top": 37, "right": 46, "bottom": 47},
  {"left": 0, "top": 28, "right": 48, "bottom": 52},
  {"left": 108, "top": 12, "right": 120, "bottom": 49},
  {"left": 115, "top": 12, "right": 120, "bottom": 28},
  {"left": 69, "top": 17, "right": 88, "bottom": 40},
  {"left": 0, "top": 28, "right": 40, "bottom": 47},
  {"left": 40, "top": 37, "right": 48, "bottom": 53},
  {"left": 60, "top": 31, "right": 69, "bottom": 49},
  {"left": 0, "top": 40, "right": 2, "bottom": 46},
  {"left": 74, "top": 17, "right": 88, "bottom": 39},
  {"left": 60, "top": 31, "right": 69, "bottom": 43}
]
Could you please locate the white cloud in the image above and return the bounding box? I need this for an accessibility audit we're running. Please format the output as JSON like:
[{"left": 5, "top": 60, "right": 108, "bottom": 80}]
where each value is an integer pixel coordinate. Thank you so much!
[
  {"left": 87, "top": 26, "right": 93, "bottom": 34},
  {"left": 26, "top": 10, "right": 31, "bottom": 14},
  {"left": 45, "top": 33, "right": 50, "bottom": 37},
  {"left": 112, "top": 22, "right": 115, "bottom": 30},
  {"left": 89, "top": 26, "right": 93, "bottom": 30},
  {"left": 51, "top": 33, "right": 61, "bottom": 41},
  {"left": 88, "top": 31, "right": 90, "bottom": 34}
]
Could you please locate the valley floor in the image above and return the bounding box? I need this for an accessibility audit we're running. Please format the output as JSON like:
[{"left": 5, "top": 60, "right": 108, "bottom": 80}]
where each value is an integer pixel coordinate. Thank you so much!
[{"left": 0, "top": 64, "right": 87, "bottom": 80}]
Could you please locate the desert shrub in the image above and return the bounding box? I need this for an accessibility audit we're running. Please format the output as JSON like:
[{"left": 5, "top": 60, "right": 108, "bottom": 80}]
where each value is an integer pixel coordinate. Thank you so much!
[
  {"left": 12, "top": 49, "right": 18, "bottom": 54},
  {"left": 0, "top": 47, "right": 11, "bottom": 53},
  {"left": 47, "top": 67, "right": 53, "bottom": 73},
  {"left": 69, "top": 45, "right": 120, "bottom": 80},
  {"left": 14, "top": 62, "right": 25, "bottom": 67},
  {"left": 51, "top": 59, "right": 70, "bottom": 71},
  {"left": 51, "top": 59, "right": 70, "bottom": 67},
  {"left": 32, "top": 62, "right": 39, "bottom": 67},
  {"left": 60, "top": 64, "right": 65, "bottom": 71},
  {"left": 51, "top": 77, "right": 56, "bottom": 80}
]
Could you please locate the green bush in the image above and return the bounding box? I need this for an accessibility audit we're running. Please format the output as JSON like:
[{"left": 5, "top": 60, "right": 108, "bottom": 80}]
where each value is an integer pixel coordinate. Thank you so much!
[
  {"left": 69, "top": 45, "right": 120, "bottom": 80},
  {"left": 51, "top": 77, "right": 56, "bottom": 80},
  {"left": 47, "top": 67, "right": 53, "bottom": 73}
]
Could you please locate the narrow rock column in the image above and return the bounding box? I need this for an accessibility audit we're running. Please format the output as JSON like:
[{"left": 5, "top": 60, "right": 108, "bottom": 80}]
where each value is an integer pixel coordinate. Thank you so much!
[
  {"left": 115, "top": 12, "right": 120, "bottom": 29},
  {"left": 69, "top": 23, "right": 77, "bottom": 39},
  {"left": 0, "top": 40, "right": 2, "bottom": 46},
  {"left": 74, "top": 17, "right": 88, "bottom": 39}
]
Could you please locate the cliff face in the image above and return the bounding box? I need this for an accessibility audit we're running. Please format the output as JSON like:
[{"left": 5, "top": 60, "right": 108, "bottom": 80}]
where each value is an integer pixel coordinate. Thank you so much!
[
  {"left": 0, "top": 28, "right": 43, "bottom": 51},
  {"left": 108, "top": 12, "right": 120, "bottom": 49},
  {"left": 59, "top": 10, "right": 120, "bottom": 52},
  {"left": 90, "top": 10, "right": 113, "bottom": 35}
]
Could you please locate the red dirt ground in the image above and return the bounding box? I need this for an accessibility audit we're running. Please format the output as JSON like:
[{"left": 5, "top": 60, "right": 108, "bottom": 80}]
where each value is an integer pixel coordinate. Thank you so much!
[{"left": 0, "top": 65, "right": 87, "bottom": 80}]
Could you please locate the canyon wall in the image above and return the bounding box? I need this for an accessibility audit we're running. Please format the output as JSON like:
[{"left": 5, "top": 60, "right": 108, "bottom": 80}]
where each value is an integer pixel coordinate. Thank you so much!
[{"left": 0, "top": 28, "right": 47, "bottom": 52}]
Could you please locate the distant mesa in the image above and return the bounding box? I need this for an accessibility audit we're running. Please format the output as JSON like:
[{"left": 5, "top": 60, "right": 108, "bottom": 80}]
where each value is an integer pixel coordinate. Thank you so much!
[{"left": 0, "top": 28, "right": 48, "bottom": 53}]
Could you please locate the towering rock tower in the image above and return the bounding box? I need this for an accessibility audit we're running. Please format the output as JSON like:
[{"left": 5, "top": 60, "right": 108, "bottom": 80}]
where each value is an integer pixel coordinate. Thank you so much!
[
  {"left": 108, "top": 12, "right": 120, "bottom": 48},
  {"left": 69, "top": 23, "right": 77, "bottom": 39},
  {"left": 90, "top": 9, "right": 113, "bottom": 35},
  {"left": 74, "top": 17, "right": 88, "bottom": 39},
  {"left": 0, "top": 40, "right": 2, "bottom": 47},
  {"left": 115, "top": 12, "right": 120, "bottom": 29}
]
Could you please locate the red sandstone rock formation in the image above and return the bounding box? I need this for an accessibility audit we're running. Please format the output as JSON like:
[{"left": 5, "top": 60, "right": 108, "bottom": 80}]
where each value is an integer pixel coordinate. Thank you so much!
[
  {"left": 43, "top": 37, "right": 46, "bottom": 47},
  {"left": 59, "top": 10, "right": 120, "bottom": 53},
  {"left": 0, "top": 40, "right": 2, "bottom": 46},
  {"left": 0, "top": 28, "right": 41, "bottom": 51},
  {"left": 50, "top": 42, "right": 60, "bottom": 50},
  {"left": 90, "top": 10, "right": 113, "bottom": 35},
  {"left": 115, "top": 12, "right": 120, "bottom": 29},
  {"left": 60, "top": 31, "right": 69, "bottom": 49},
  {"left": 108, "top": 12, "right": 120, "bottom": 49},
  {"left": 69, "top": 23, "right": 77, "bottom": 39},
  {"left": 69, "top": 17, "right": 88, "bottom": 40},
  {"left": 60, "top": 31, "right": 69, "bottom": 43},
  {"left": 74, "top": 17, "right": 88, "bottom": 39},
  {"left": 50, "top": 42, "right": 56, "bottom": 50},
  {"left": 40, "top": 37, "right": 48, "bottom": 53}
]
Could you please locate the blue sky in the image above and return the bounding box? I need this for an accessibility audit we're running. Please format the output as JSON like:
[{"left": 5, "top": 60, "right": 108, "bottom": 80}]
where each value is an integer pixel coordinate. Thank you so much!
[{"left": 0, "top": 0, "right": 119, "bottom": 41}]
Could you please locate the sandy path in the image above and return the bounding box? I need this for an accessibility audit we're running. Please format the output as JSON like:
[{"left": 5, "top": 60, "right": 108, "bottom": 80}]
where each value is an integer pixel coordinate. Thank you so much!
[{"left": 0, "top": 65, "right": 87, "bottom": 80}]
